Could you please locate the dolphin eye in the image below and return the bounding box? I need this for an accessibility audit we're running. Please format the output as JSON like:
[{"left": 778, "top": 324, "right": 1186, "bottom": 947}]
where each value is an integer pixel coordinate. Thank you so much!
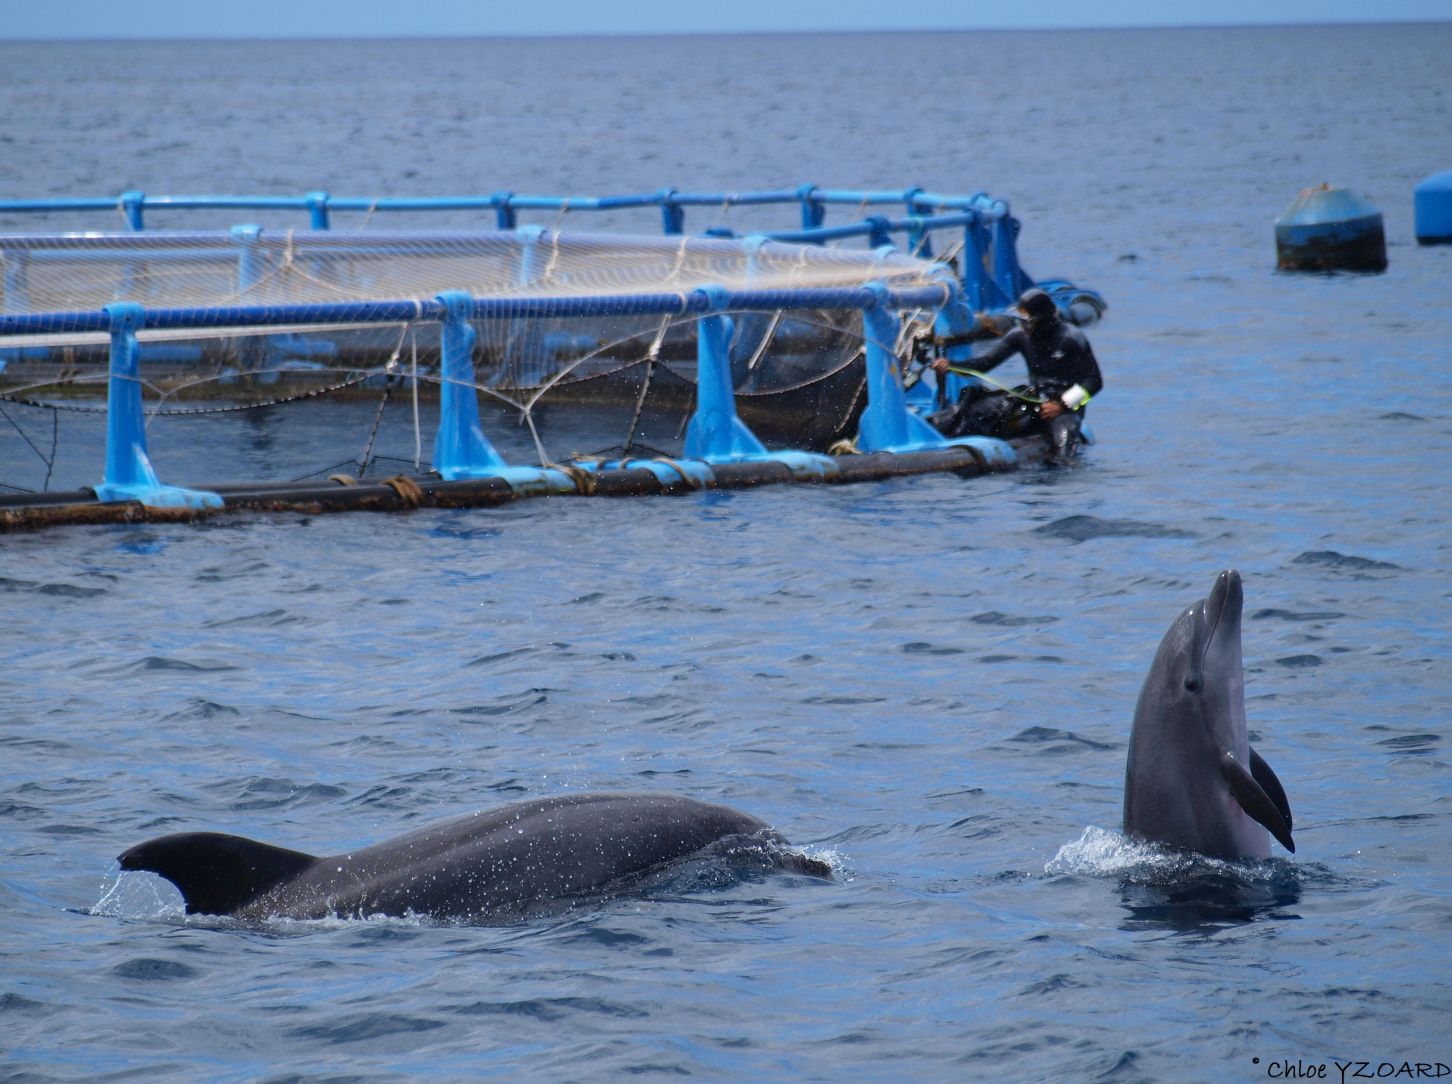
[{"left": 1184, "top": 676, "right": 1201, "bottom": 692}]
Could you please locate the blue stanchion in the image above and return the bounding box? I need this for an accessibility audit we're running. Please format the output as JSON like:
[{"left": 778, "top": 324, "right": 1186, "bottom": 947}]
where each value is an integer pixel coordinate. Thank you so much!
[
  {"left": 431, "top": 289, "right": 507, "bottom": 481},
  {"left": 856, "top": 292, "right": 951, "bottom": 454},
  {"left": 684, "top": 305, "right": 769, "bottom": 462},
  {"left": 853, "top": 283, "right": 1016, "bottom": 464},
  {"left": 429, "top": 289, "right": 578, "bottom": 494},
  {"left": 91, "top": 303, "right": 222, "bottom": 510},
  {"left": 680, "top": 292, "right": 837, "bottom": 476}
]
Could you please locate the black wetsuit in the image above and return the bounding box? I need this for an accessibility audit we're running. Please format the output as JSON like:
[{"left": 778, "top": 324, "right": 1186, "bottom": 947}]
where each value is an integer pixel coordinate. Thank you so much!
[{"left": 942, "top": 317, "right": 1104, "bottom": 458}]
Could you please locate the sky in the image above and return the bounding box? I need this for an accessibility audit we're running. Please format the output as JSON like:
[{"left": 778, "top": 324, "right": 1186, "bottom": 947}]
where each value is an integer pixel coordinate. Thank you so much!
[{"left": 2, "top": 0, "right": 1448, "bottom": 39}]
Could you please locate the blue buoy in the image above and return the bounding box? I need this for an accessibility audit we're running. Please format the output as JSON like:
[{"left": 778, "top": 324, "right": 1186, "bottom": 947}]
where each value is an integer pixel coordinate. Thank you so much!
[
  {"left": 1414, "top": 171, "right": 1452, "bottom": 245},
  {"left": 1275, "top": 184, "right": 1387, "bottom": 272}
]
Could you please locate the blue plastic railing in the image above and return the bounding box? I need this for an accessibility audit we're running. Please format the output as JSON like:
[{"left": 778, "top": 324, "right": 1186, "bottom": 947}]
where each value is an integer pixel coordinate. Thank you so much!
[
  {"left": 2, "top": 278, "right": 1011, "bottom": 509},
  {"left": 0, "top": 185, "right": 1008, "bottom": 231}
]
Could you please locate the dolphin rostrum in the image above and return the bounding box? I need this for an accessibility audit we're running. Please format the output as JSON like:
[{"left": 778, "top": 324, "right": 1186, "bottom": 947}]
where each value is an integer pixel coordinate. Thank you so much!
[
  {"left": 118, "top": 791, "right": 828, "bottom": 920},
  {"left": 1123, "top": 570, "right": 1295, "bottom": 859}
]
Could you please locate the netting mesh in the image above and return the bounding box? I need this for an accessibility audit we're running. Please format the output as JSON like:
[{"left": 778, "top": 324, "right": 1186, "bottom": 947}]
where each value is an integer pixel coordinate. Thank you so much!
[{"left": 0, "top": 229, "right": 939, "bottom": 329}]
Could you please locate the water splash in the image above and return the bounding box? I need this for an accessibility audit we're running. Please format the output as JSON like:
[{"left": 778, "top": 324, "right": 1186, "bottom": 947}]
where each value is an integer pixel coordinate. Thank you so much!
[
  {"left": 1046, "top": 825, "right": 1172, "bottom": 877},
  {"left": 92, "top": 870, "right": 186, "bottom": 920},
  {"left": 1045, "top": 825, "right": 1285, "bottom": 885},
  {"left": 1048, "top": 827, "right": 1311, "bottom": 931}
]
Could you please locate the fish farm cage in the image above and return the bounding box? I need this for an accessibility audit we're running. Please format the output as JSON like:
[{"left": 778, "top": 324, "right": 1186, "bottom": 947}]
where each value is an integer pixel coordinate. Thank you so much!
[{"left": 0, "top": 185, "right": 1105, "bottom": 530}]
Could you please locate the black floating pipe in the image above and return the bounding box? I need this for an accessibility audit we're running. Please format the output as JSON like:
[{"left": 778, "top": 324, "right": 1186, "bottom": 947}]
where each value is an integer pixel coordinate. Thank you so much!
[
  {"left": 0, "top": 487, "right": 100, "bottom": 508},
  {"left": 0, "top": 446, "right": 1004, "bottom": 534}
]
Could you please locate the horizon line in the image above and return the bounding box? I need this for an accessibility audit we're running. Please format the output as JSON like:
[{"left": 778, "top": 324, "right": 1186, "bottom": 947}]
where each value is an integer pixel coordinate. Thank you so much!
[{"left": 3, "top": 16, "right": 1449, "bottom": 43}]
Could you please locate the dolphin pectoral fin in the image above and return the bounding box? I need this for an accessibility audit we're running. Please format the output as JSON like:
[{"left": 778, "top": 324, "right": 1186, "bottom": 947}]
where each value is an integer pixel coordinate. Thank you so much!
[
  {"left": 1249, "top": 746, "right": 1293, "bottom": 833},
  {"left": 1219, "top": 753, "right": 1296, "bottom": 854},
  {"left": 118, "top": 832, "right": 317, "bottom": 916}
]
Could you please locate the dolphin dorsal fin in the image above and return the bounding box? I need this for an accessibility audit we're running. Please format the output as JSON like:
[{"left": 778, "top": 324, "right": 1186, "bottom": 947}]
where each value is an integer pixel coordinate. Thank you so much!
[
  {"left": 1219, "top": 754, "right": 1296, "bottom": 853},
  {"left": 118, "top": 832, "right": 317, "bottom": 916},
  {"left": 1249, "top": 746, "right": 1293, "bottom": 833}
]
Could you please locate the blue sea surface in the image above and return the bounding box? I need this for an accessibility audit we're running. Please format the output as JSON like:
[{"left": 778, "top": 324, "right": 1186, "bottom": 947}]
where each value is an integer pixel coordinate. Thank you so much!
[{"left": 2, "top": 24, "right": 1450, "bottom": 1083}]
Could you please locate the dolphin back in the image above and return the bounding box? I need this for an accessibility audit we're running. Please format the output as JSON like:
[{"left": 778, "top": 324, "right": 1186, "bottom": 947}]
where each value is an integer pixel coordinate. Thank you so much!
[
  {"left": 328, "top": 793, "right": 800, "bottom": 917},
  {"left": 118, "top": 832, "right": 317, "bottom": 916},
  {"left": 117, "top": 793, "right": 825, "bottom": 920}
]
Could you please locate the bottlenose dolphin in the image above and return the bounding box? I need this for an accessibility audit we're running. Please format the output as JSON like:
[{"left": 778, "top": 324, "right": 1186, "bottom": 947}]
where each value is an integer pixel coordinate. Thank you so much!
[
  {"left": 1123, "top": 570, "right": 1295, "bottom": 859},
  {"left": 119, "top": 792, "right": 827, "bottom": 920}
]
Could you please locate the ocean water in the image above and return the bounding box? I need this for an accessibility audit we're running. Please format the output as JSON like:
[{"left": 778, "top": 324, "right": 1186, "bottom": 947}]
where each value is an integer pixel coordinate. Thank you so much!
[{"left": 2, "top": 23, "right": 1451, "bottom": 1083}]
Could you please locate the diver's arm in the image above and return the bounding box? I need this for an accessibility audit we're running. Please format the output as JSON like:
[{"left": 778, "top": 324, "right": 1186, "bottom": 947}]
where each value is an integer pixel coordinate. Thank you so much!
[
  {"left": 1050, "top": 329, "right": 1103, "bottom": 412},
  {"left": 931, "top": 326, "right": 1024, "bottom": 375},
  {"left": 1069, "top": 334, "right": 1104, "bottom": 399},
  {"left": 969, "top": 328, "right": 1026, "bottom": 374}
]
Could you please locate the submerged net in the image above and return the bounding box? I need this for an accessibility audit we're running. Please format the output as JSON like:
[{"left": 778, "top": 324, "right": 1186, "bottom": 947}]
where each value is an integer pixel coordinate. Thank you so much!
[{"left": 0, "top": 228, "right": 957, "bottom": 493}]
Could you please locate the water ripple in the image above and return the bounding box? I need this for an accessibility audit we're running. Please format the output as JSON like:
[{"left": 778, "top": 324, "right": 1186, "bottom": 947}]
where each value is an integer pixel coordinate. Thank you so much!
[
  {"left": 111, "top": 957, "right": 202, "bottom": 981},
  {"left": 1292, "top": 550, "right": 1404, "bottom": 574},
  {"left": 287, "top": 1013, "right": 447, "bottom": 1044},
  {"left": 1034, "top": 515, "right": 1197, "bottom": 543}
]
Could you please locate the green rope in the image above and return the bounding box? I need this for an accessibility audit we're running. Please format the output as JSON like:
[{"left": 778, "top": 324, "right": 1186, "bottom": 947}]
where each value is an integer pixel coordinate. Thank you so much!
[{"left": 941, "top": 366, "right": 1045, "bottom": 404}]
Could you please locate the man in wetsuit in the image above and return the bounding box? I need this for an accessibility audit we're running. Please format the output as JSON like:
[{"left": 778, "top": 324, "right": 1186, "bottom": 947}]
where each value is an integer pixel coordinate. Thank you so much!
[{"left": 931, "top": 287, "right": 1104, "bottom": 460}]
